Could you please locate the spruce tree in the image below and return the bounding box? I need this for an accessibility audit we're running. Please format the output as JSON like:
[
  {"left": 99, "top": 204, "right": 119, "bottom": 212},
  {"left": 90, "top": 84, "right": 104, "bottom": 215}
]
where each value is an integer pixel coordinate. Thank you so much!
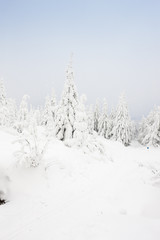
[
  {"left": 93, "top": 99, "right": 100, "bottom": 132},
  {"left": 55, "top": 58, "right": 78, "bottom": 140},
  {"left": 98, "top": 99, "right": 108, "bottom": 137},
  {"left": 139, "top": 107, "right": 160, "bottom": 147},
  {"left": 98, "top": 99, "right": 112, "bottom": 139},
  {"left": 111, "top": 94, "right": 132, "bottom": 146},
  {"left": 87, "top": 105, "right": 94, "bottom": 134},
  {"left": 15, "top": 95, "right": 30, "bottom": 133},
  {"left": 73, "top": 95, "right": 88, "bottom": 146}
]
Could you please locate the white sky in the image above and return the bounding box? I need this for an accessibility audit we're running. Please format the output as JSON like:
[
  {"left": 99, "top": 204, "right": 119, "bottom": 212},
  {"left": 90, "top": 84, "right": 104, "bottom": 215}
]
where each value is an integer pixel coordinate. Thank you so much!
[{"left": 0, "top": 0, "right": 160, "bottom": 120}]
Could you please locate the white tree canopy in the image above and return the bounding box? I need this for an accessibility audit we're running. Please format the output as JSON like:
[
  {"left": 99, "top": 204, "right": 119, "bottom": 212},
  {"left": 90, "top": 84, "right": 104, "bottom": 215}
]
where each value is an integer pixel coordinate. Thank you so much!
[
  {"left": 111, "top": 94, "right": 132, "bottom": 146},
  {"left": 55, "top": 58, "right": 79, "bottom": 140}
]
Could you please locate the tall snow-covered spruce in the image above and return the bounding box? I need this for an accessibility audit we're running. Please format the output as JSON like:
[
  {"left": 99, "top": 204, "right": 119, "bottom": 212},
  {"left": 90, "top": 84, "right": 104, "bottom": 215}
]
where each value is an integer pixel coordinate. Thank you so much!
[
  {"left": 55, "top": 58, "right": 79, "bottom": 141},
  {"left": 73, "top": 95, "right": 88, "bottom": 146},
  {"left": 111, "top": 94, "right": 132, "bottom": 146},
  {"left": 42, "top": 90, "right": 56, "bottom": 128},
  {"left": 15, "top": 95, "right": 30, "bottom": 133},
  {"left": 93, "top": 99, "right": 100, "bottom": 133},
  {"left": 98, "top": 99, "right": 112, "bottom": 139},
  {"left": 139, "top": 106, "right": 160, "bottom": 147},
  {"left": 87, "top": 105, "right": 94, "bottom": 134}
]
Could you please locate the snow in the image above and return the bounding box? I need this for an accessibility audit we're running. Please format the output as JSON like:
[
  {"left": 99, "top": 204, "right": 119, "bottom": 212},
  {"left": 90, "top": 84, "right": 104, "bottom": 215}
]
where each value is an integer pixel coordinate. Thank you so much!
[{"left": 0, "top": 129, "right": 160, "bottom": 240}]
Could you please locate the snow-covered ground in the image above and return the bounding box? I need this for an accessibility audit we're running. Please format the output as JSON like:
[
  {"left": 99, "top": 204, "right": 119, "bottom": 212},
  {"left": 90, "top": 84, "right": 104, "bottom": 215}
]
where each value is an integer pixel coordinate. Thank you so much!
[{"left": 0, "top": 129, "right": 160, "bottom": 240}]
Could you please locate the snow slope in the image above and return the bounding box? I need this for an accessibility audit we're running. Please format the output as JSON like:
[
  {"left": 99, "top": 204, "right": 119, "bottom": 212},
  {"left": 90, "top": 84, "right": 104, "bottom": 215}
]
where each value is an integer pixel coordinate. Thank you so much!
[{"left": 0, "top": 129, "right": 160, "bottom": 240}]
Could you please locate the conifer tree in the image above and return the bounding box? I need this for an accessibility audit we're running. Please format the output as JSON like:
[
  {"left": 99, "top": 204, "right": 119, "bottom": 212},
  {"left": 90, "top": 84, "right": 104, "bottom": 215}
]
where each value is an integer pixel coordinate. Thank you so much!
[
  {"left": 98, "top": 99, "right": 112, "bottom": 139},
  {"left": 139, "top": 107, "right": 160, "bottom": 147},
  {"left": 93, "top": 99, "right": 100, "bottom": 132},
  {"left": 42, "top": 96, "right": 51, "bottom": 126},
  {"left": 7, "top": 98, "right": 17, "bottom": 127},
  {"left": 87, "top": 105, "right": 94, "bottom": 134},
  {"left": 55, "top": 58, "right": 78, "bottom": 140},
  {"left": 111, "top": 94, "right": 132, "bottom": 146},
  {"left": 42, "top": 90, "right": 57, "bottom": 127},
  {"left": 15, "top": 95, "right": 30, "bottom": 133},
  {"left": 73, "top": 95, "right": 88, "bottom": 146}
]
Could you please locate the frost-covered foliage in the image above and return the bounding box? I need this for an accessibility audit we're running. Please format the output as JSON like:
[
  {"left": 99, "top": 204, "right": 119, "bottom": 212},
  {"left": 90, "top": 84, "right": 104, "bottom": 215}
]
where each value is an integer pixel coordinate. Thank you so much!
[
  {"left": 42, "top": 96, "right": 50, "bottom": 126},
  {"left": 72, "top": 95, "right": 88, "bottom": 146},
  {"left": 7, "top": 98, "right": 17, "bottom": 127},
  {"left": 93, "top": 99, "right": 100, "bottom": 132},
  {"left": 43, "top": 90, "right": 57, "bottom": 136},
  {"left": 34, "top": 108, "right": 42, "bottom": 126},
  {"left": 108, "top": 107, "right": 116, "bottom": 139},
  {"left": 50, "top": 89, "right": 57, "bottom": 120},
  {"left": 55, "top": 59, "right": 79, "bottom": 140},
  {"left": 139, "top": 106, "right": 160, "bottom": 147},
  {"left": 14, "top": 95, "right": 30, "bottom": 133},
  {"left": 111, "top": 94, "right": 132, "bottom": 146},
  {"left": 42, "top": 91, "right": 56, "bottom": 127},
  {"left": 87, "top": 105, "right": 94, "bottom": 134},
  {"left": 14, "top": 123, "right": 48, "bottom": 168},
  {"left": 131, "top": 120, "right": 137, "bottom": 140},
  {"left": 98, "top": 99, "right": 112, "bottom": 139}
]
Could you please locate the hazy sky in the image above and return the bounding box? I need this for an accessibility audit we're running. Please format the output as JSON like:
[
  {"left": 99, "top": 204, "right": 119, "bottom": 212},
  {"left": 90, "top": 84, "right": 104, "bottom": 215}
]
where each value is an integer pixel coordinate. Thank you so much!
[{"left": 0, "top": 0, "right": 160, "bottom": 119}]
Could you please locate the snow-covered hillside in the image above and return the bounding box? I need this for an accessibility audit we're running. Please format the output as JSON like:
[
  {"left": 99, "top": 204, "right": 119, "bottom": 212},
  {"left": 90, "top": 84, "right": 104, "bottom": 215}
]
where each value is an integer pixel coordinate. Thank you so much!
[{"left": 0, "top": 129, "right": 160, "bottom": 240}]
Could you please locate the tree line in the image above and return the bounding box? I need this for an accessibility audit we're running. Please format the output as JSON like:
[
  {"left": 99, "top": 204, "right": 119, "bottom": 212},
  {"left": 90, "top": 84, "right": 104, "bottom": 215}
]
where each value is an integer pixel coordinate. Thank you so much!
[{"left": 0, "top": 59, "right": 160, "bottom": 152}]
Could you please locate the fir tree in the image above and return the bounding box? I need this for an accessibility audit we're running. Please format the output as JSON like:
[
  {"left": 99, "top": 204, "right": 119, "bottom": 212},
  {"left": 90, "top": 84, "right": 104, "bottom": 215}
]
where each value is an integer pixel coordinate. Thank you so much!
[
  {"left": 139, "top": 107, "right": 160, "bottom": 147},
  {"left": 111, "top": 94, "right": 132, "bottom": 146},
  {"left": 55, "top": 58, "right": 78, "bottom": 140},
  {"left": 73, "top": 95, "right": 88, "bottom": 146},
  {"left": 87, "top": 105, "right": 94, "bottom": 134},
  {"left": 98, "top": 99, "right": 112, "bottom": 139},
  {"left": 93, "top": 99, "right": 100, "bottom": 132},
  {"left": 15, "top": 95, "right": 30, "bottom": 133}
]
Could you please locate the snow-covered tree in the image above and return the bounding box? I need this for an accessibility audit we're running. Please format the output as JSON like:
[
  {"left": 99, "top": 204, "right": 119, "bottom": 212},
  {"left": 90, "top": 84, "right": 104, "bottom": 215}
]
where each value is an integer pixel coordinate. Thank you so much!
[
  {"left": 42, "top": 96, "right": 51, "bottom": 126},
  {"left": 131, "top": 120, "right": 136, "bottom": 140},
  {"left": 42, "top": 90, "right": 57, "bottom": 135},
  {"left": 50, "top": 89, "right": 56, "bottom": 121},
  {"left": 139, "top": 107, "right": 160, "bottom": 147},
  {"left": 7, "top": 98, "right": 17, "bottom": 127},
  {"left": 111, "top": 94, "right": 132, "bottom": 146},
  {"left": 93, "top": 99, "right": 100, "bottom": 132},
  {"left": 55, "top": 58, "right": 78, "bottom": 140},
  {"left": 106, "top": 107, "right": 116, "bottom": 139},
  {"left": 87, "top": 105, "right": 94, "bottom": 134},
  {"left": 15, "top": 95, "right": 30, "bottom": 133},
  {"left": 98, "top": 99, "right": 112, "bottom": 139},
  {"left": 98, "top": 99, "right": 106, "bottom": 136},
  {"left": 138, "top": 116, "right": 146, "bottom": 143},
  {"left": 34, "top": 107, "right": 42, "bottom": 126},
  {"left": 73, "top": 95, "right": 88, "bottom": 146},
  {"left": 46, "top": 90, "right": 57, "bottom": 135}
]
